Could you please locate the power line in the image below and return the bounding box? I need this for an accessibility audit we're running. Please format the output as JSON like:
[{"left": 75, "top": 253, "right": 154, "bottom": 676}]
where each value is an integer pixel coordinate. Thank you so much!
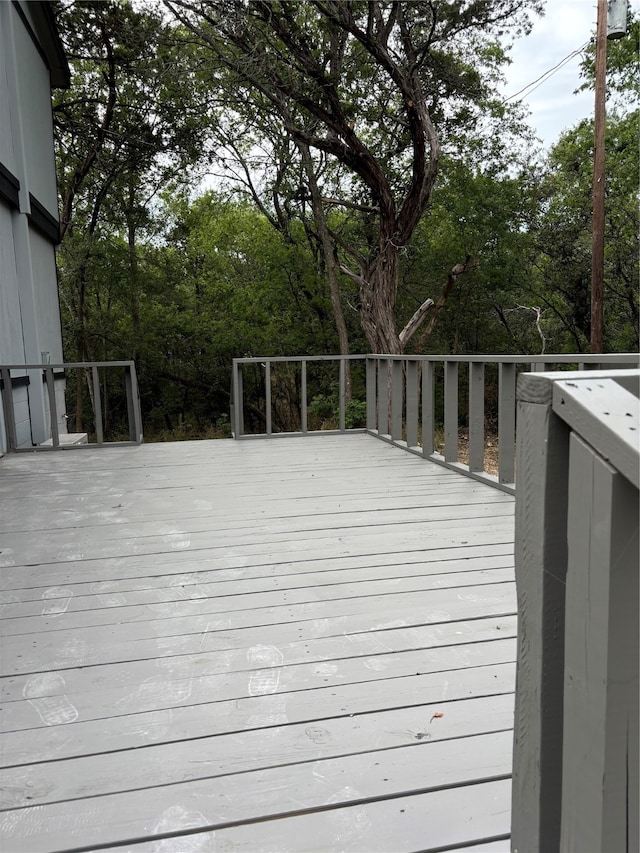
[{"left": 502, "top": 39, "right": 592, "bottom": 105}]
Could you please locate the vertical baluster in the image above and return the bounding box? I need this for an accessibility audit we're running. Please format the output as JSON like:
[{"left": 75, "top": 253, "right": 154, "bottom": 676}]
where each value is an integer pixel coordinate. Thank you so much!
[
  {"left": 339, "top": 358, "right": 346, "bottom": 432},
  {"left": 406, "top": 359, "right": 419, "bottom": 448},
  {"left": 91, "top": 365, "right": 103, "bottom": 445},
  {"left": 265, "top": 360, "right": 272, "bottom": 436},
  {"left": 468, "top": 362, "right": 485, "bottom": 471},
  {"left": 45, "top": 367, "right": 60, "bottom": 447},
  {"left": 366, "top": 357, "right": 377, "bottom": 431},
  {"left": 301, "top": 360, "right": 307, "bottom": 433},
  {"left": 498, "top": 362, "right": 516, "bottom": 483},
  {"left": 444, "top": 361, "right": 459, "bottom": 463},
  {"left": 377, "top": 358, "right": 389, "bottom": 435},
  {"left": 421, "top": 361, "right": 434, "bottom": 456},
  {"left": 124, "top": 364, "right": 142, "bottom": 443},
  {"left": 391, "top": 359, "right": 403, "bottom": 441},
  {"left": 1, "top": 368, "right": 18, "bottom": 450}
]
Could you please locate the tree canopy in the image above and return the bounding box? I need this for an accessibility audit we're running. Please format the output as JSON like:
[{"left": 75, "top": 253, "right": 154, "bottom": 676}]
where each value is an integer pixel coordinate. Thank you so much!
[{"left": 51, "top": 0, "right": 639, "bottom": 439}]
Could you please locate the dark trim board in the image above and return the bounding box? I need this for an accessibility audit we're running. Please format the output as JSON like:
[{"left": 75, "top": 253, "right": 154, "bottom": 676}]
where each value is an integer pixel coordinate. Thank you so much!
[
  {"left": 0, "top": 374, "right": 29, "bottom": 391},
  {"left": 28, "top": 193, "right": 60, "bottom": 243},
  {"left": 0, "top": 162, "right": 20, "bottom": 209}
]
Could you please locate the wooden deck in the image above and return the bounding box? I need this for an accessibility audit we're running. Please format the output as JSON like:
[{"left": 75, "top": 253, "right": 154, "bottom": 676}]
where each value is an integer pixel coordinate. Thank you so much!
[{"left": 0, "top": 434, "right": 516, "bottom": 853}]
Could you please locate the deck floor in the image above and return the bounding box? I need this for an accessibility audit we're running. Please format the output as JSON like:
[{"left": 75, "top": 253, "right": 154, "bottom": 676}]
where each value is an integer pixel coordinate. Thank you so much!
[{"left": 0, "top": 434, "right": 516, "bottom": 853}]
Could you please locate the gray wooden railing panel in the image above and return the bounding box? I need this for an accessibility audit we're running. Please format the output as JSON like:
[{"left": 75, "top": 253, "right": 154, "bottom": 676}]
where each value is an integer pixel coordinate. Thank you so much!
[
  {"left": 511, "top": 374, "right": 570, "bottom": 853},
  {"left": 405, "top": 360, "right": 419, "bottom": 448},
  {"left": 468, "top": 362, "right": 485, "bottom": 472},
  {"left": 231, "top": 356, "right": 639, "bottom": 495},
  {"left": 561, "top": 433, "right": 639, "bottom": 853},
  {"left": 0, "top": 362, "right": 142, "bottom": 451},
  {"left": 444, "top": 361, "right": 458, "bottom": 463}
]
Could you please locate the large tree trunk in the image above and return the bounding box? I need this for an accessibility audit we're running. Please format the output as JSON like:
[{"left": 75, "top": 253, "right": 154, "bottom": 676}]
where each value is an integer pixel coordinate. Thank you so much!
[{"left": 354, "top": 231, "right": 403, "bottom": 354}]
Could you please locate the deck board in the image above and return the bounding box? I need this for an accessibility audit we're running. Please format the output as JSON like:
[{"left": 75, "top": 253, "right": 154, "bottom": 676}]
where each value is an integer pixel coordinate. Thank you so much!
[{"left": 0, "top": 434, "right": 516, "bottom": 852}]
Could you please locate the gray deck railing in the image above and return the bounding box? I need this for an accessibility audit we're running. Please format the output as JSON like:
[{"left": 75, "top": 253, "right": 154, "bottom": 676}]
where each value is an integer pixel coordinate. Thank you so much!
[
  {"left": 512, "top": 368, "right": 639, "bottom": 853},
  {"left": 0, "top": 361, "right": 143, "bottom": 451},
  {"left": 231, "top": 353, "right": 640, "bottom": 494}
]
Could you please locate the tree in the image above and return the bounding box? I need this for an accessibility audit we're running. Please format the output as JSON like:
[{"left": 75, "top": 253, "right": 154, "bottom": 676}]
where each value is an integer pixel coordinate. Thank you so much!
[
  {"left": 164, "top": 0, "right": 543, "bottom": 353},
  {"left": 53, "top": 0, "right": 212, "bottom": 426},
  {"left": 528, "top": 111, "right": 638, "bottom": 352}
]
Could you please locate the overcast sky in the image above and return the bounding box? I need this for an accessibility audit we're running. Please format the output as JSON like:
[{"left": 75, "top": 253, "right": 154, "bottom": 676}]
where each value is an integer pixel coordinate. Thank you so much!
[{"left": 502, "top": 0, "right": 638, "bottom": 149}]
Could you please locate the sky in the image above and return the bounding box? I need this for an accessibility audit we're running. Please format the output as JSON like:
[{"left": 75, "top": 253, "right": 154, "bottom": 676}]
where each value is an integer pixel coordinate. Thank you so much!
[{"left": 502, "top": 0, "right": 638, "bottom": 149}]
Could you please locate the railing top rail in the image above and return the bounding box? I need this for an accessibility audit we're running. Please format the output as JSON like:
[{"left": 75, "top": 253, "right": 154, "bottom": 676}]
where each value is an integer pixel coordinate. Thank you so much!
[
  {"left": 0, "top": 361, "right": 136, "bottom": 370},
  {"left": 233, "top": 355, "right": 369, "bottom": 365},
  {"left": 232, "top": 353, "right": 640, "bottom": 366},
  {"left": 519, "top": 368, "right": 640, "bottom": 489},
  {"left": 366, "top": 353, "right": 640, "bottom": 364}
]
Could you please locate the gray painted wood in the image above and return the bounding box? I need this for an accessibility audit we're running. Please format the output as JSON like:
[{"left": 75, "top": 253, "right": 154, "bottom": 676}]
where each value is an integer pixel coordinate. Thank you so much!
[
  {"left": 560, "top": 433, "right": 639, "bottom": 852},
  {"left": 498, "top": 362, "right": 516, "bottom": 484},
  {"left": 391, "top": 357, "right": 403, "bottom": 439},
  {"left": 365, "top": 357, "right": 376, "bottom": 430},
  {"left": 422, "top": 360, "right": 435, "bottom": 455},
  {"left": 469, "top": 361, "right": 485, "bottom": 472},
  {"left": 552, "top": 376, "right": 639, "bottom": 489},
  {"left": 445, "top": 360, "right": 459, "bottom": 462},
  {"left": 265, "top": 359, "right": 272, "bottom": 435},
  {"left": 0, "top": 733, "right": 513, "bottom": 852},
  {"left": 0, "top": 434, "right": 516, "bottom": 852},
  {"left": 511, "top": 391, "right": 570, "bottom": 853},
  {"left": 300, "top": 360, "right": 307, "bottom": 432},
  {"left": 377, "top": 358, "right": 388, "bottom": 434},
  {"left": 406, "top": 358, "right": 419, "bottom": 447},
  {"left": 91, "top": 781, "right": 514, "bottom": 853}
]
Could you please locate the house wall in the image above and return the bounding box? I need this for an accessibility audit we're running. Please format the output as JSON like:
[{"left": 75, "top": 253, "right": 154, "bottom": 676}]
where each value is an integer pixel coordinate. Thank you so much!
[{"left": 0, "top": 1, "right": 69, "bottom": 452}]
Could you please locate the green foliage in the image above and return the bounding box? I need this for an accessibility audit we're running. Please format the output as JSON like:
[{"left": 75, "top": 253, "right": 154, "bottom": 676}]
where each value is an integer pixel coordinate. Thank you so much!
[{"left": 51, "top": 0, "right": 638, "bottom": 442}]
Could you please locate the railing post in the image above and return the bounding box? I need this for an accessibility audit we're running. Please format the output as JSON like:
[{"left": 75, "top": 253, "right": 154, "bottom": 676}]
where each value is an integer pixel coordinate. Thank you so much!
[
  {"left": 366, "top": 357, "right": 377, "bottom": 431},
  {"left": 391, "top": 359, "right": 403, "bottom": 441},
  {"left": 512, "top": 373, "right": 571, "bottom": 853},
  {"left": 301, "top": 360, "right": 307, "bottom": 434},
  {"left": 338, "top": 357, "right": 346, "bottom": 432},
  {"left": 444, "top": 361, "right": 458, "bottom": 462},
  {"left": 468, "top": 361, "right": 485, "bottom": 472},
  {"left": 1, "top": 368, "right": 18, "bottom": 450},
  {"left": 125, "top": 363, "right": 142, "bottom": 443},
  {"left": 405, "top": 359, "right": 419, "bottom": 448},
  {"left": 44, "top": 367, "right": 60, "bottom": 447},
  {"left": 560, "top": 435, "right": 639, "bottom": 852},
  {"left": 377, "top": 358, "right": 389, "bottom": 436},
  {"left": 498, "top": 362, "right": 516, "bottom": 483},
  {"left": 91, "top": 365, "right": 104, "bottom": 445},
  {"left": 265, "top": 360, "right": 272, "bottom": 436},
  {"left": 421, "top": 360, "right": 434, "bottom": 456}
]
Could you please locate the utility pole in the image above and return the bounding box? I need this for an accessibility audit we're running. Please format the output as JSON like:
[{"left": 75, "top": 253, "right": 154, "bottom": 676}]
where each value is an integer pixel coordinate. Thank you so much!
[{"left": 590, "top": 0, "right": 607, "bottom": 354}]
